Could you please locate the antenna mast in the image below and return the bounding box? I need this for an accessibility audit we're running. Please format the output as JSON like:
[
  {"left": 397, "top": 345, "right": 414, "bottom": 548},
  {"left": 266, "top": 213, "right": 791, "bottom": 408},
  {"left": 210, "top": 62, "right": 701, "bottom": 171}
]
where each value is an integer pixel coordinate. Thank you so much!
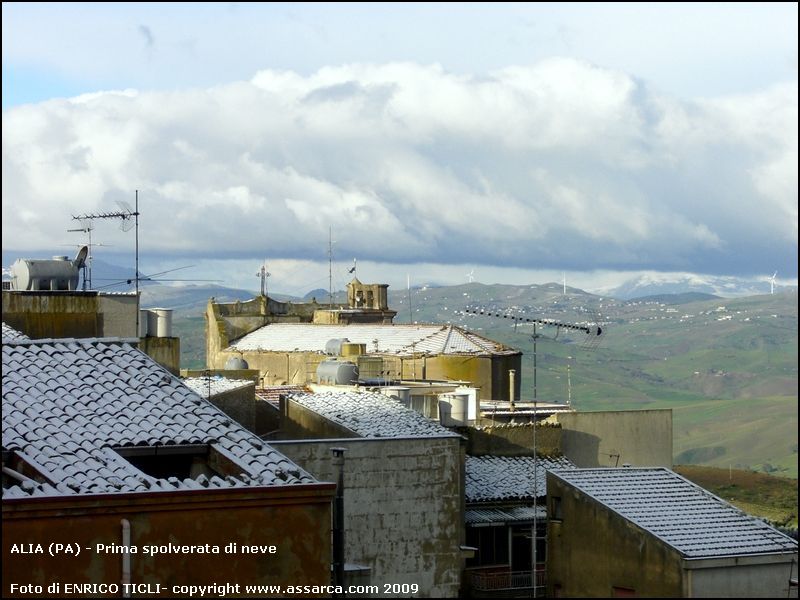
[{"left": 328, "top": 227, "right": 333, "bottom": 309}]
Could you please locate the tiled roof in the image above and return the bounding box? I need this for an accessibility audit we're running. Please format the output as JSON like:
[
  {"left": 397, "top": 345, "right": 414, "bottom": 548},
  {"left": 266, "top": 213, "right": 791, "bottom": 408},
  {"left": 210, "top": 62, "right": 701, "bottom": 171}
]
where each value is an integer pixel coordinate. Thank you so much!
[
  {"left": 550, "top": 468, "right": 798, "bottom": 559},
  {"left": 288, "top": 390, "right": 459, "bottom": 438},
  {"left": 466, "top": 455, "right": 575, "bottom": 503},
  {"left": 2, "top": 322, "right": 29, "bottom": 341},
  {"left": 231, "top": 323, "right": 517, "bottom": 356},
  {"left": 256, "top": 386, "right": 306, "bottom": 409},
  {"left": 465, "top": 506, "right": 546, "bottom": 525},
  {"left": 2, "top": 338, "right": 316, "bottom": 499},
  {"left": 183, "top": 376, "right": 254, "bottom": 398}
]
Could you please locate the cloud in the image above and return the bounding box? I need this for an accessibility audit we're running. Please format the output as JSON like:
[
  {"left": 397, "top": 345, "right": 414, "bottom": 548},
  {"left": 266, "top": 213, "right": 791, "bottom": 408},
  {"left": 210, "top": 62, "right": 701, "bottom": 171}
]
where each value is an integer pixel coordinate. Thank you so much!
[{"left": 2, "top": 60, "right": 797, "bottom": 279}]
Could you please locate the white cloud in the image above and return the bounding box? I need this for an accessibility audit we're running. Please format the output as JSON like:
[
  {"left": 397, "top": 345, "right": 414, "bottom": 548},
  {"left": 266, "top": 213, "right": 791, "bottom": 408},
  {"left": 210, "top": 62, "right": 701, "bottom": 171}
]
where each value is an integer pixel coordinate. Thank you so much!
[{"left": 2, "top": 60, "right": 797, "bottom": 281}]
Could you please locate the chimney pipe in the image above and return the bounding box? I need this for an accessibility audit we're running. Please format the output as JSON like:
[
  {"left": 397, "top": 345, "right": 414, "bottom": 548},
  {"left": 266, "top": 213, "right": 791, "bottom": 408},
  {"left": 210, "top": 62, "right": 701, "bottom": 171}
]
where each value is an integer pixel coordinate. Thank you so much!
[
  {"left": 331, "top": 447, "right": 346, "bottom": 588},
  {"left": 509, "top": 369, "right": 516, "bottom": 411}
]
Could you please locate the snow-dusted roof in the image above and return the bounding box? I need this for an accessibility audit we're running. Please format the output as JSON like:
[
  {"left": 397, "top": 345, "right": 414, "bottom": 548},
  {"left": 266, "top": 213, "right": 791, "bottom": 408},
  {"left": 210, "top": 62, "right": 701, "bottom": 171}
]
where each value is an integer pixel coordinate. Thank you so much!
[
  {"left": 2, "top": 322, "right": 29, "bottom": 341},
  {"left": 550, "top": 468, "right": 798, "bottom": 559},
  {"left": 466, "top": 455, "right": 575, "bottom": 503},
  {"left": 231, "top": 323, "right": 517, "bottom": 356},
  {"left": 288, "top": 390, "right": 459, "bottom": 438},
  {"left": 183, "top": 376, "right": 254, "bottom": 398},
  {"left": 465, "top": 505, "right": 546, "bottom": 525},
  {"left": 2, "top": 338, "right": 315, "bottom": 499}
]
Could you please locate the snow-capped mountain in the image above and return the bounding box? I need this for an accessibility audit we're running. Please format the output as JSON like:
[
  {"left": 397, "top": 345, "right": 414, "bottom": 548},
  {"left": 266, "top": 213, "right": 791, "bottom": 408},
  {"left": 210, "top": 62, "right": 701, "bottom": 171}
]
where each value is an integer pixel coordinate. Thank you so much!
[{"left": 595, "top": 272, "right": 797, "bottom": 300}]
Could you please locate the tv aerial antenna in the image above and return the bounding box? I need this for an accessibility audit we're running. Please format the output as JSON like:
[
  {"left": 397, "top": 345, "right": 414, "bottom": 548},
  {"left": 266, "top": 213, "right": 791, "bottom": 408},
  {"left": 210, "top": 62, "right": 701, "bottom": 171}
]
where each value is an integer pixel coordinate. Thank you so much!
[
  {"left": 73, "top": 192, "right": 140, "bottom": 330},
  {"left": 65, "top": 219, "right": 114, "bottom": 290},
  {"left": 257, "top": 260, "right": 271, "bottom": 297},
  {"left": 463, "top": 307, "right": 605, "bottom": 400}
]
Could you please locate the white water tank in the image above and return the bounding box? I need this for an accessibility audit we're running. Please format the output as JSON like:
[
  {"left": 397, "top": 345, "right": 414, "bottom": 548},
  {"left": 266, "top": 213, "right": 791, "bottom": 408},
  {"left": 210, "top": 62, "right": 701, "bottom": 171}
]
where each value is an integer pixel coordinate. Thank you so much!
[
  {"left": 439, "top": 393, "right": 470, "bottom": 427},
  {"left": 11, "top": 256, "right": 79, "bottom": 291},
  {"left": 146, "top": 308, "right": 173, "bottom": 337},
  {"left": 325, "top": 338, "right": 350, "bottom": 356},
  {"left": 317, "top": 359, "right": 359, "bottom": 385}
]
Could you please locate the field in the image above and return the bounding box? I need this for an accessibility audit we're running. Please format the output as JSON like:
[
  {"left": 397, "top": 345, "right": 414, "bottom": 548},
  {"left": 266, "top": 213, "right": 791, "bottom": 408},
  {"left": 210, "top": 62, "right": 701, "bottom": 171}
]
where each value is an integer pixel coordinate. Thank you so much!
[{"left": 674, "top": 465, "right": 798, "bottom": 528}]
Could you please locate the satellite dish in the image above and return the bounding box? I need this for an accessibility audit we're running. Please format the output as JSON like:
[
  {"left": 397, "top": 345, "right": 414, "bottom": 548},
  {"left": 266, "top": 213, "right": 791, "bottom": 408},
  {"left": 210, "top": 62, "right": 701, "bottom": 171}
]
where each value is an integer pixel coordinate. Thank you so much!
[{"left": 73, "top": 245, "right": 89, "bottom": 269}]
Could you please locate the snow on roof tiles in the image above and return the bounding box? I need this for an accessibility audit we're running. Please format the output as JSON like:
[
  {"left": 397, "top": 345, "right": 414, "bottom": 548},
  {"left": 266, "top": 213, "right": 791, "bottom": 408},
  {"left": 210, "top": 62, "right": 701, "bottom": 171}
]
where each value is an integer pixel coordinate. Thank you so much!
[
  {"left": 288, "top": 390, "right": 459, "bottom": 438},
  {"left": 183, "top": 376, "right": 254, "bottom": 398},
  {"left": 230, "top": 323, "right": 517, "bottom": 356},
  {"left": 2, "top": 338, "right": 316, "bottom": 499},
  {"left": 2, "top": 322, "right": 29, "bottom": 341},
  {"left": 550, "top": 468, "right": 798, "bottom": 558},
  {"left": 466, "top": 455, "right": 575, "bottom": 503}
]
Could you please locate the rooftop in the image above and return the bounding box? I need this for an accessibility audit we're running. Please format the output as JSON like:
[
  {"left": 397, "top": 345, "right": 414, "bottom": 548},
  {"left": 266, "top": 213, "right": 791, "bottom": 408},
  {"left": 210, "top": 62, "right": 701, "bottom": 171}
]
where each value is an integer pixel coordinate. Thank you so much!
[
  {"left": 231, "top": 323, "right": 518, "bottom": 356},
  {"left": 550, "top": 467, "right": 798, "bottom": 559},
  {"left": 183, "top": 376, "right": 254, "bottom": 398},
  {"left": 2, "top": 338, "right": 315, "bottom": 499},
  {"left": 288, "top": 390, "right": 459, "bottom": 438},
  {"left": 466, "top": 455, "right": 575, "bottom": 503},
  {"left": 2, "top": 322, "right": 29, "bottom": 342}
]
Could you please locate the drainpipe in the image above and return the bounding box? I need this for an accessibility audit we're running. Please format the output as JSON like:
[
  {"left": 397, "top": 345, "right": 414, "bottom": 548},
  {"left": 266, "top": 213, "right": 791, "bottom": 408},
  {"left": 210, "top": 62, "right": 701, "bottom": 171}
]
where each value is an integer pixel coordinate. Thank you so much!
[
  {"left": 509, "top": 369, "right": 516, "bottom": 412},
  {"left": 121, "top": 519, "right": 131, "bottom": 597},
  {"left": 331, "top": 448, "right": 346, "bottom": 590}
]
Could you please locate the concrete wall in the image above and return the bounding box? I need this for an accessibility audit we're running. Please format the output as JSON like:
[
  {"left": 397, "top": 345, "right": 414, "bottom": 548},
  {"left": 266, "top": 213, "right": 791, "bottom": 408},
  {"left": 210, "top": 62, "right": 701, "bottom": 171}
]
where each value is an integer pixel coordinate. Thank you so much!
[
  {"left": 2, "top": 291, "right": 138, "bottom": 339},
  {"left": 462, "top": 423, "right": 562, "bottom": 457},
  {"left": 556, "top": 409, "right": 673, "bottom": 468},
  {"left": 547, "top": 473, "right": 684, "bottom": 597},
  {"left": 400, "top": 354, "right": 521, "bottom": 402},
  {"left": 139, "top": 336, "right": 180, "bottom": 375},
  {"left": 208, "top": 383, "right": 257, "bottom": 433},
  {"left": 686, "top": 555, "right": 798, "bottom": 598},
  {"left": 3, "top": 485, "right": 334, "bottom": 598},
  {"left": 282, "top": 400, "right": 360, "bottom": 440},
  {"left": 274, "top": 437, "right": 466, "bottom": 598}
]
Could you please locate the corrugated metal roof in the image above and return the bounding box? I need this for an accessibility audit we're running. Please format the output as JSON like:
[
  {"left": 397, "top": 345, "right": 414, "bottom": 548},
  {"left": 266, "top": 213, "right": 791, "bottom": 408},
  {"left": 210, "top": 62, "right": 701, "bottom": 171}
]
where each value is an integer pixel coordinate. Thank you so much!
[
  {"left": 466, "top": 455, "right": 576, "bottom": 502},
  {"left": 230, "top": 323, "right": 517, "bottom": 356},
  {"left": 550, "top": 468, "right": 798, "bottom": 559},
  {"left": 465, "top": 505, "right": 547, "bottom": 525},
  {"left": 2, "top": 322, "right": 29, "bottom": 341},
  {"left": 288, "top": 390, "right": 459, "bottom": 438},
  {"left": 2, "top": 338, "right": 316, "bottom": 499},
  {"left": 183, "top": 376, "right": 254, "bottom": 398}
]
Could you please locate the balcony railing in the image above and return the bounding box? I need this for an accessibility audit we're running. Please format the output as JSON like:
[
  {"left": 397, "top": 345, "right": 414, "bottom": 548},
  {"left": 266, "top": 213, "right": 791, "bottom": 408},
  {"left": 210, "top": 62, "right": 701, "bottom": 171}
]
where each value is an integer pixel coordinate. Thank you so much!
[{"left": 468, "top": 569, "right": 546, "bottom": 592}]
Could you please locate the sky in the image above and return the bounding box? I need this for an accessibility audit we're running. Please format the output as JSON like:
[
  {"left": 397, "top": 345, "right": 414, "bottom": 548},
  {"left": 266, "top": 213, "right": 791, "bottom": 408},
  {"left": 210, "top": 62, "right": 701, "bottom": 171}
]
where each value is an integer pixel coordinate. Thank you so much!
[{"left": 2, "top": 2, "right": 797, "bottom": 296}]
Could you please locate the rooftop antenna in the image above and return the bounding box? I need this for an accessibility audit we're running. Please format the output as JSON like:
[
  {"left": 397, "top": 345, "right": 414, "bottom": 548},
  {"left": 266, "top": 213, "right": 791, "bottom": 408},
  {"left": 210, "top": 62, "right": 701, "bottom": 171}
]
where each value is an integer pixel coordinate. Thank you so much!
[
  {"left": 770, "top": 271, "right": 777, "bottom": 295},
  {"left": 328, "top": 227, "right": 335, "bottom": 309},
  {"left": 257, "top": 260, "right": 271, "bottom": 297},
  {"left": 348, "top": 258, "right": 357, "bottom": 277},
  {"left": 72, "top": 191, "right": 140, "bottom": 331},
  {"left": 66, "top": 219, "right": 96, "bottom": 290}
]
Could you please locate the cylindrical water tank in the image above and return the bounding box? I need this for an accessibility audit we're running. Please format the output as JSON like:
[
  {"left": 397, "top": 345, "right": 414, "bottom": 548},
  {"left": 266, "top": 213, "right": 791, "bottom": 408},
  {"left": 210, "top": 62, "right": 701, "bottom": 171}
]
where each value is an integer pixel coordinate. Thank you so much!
[
  {"left": 10, "top": 258, "right": 80, "bottom": 291},
  {"left": 225, "top": 355, "right": 249, "bottom": 370},
  {"left": 439, "top": 393, "right": 469, "bottom": 426},
  {"left": 316, "top": 359, "right": 359, "bottom": 385},
  {"left": 146, "top": 308, "right": 173, "bottom": 337},
  {"left": 325, "top": 338, "right": 350, "bottom": 356}
]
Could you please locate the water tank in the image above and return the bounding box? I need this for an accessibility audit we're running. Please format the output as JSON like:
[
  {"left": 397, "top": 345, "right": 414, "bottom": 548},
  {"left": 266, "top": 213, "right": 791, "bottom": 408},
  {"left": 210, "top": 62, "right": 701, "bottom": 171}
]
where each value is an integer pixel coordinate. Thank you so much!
[
  {"left": 439, "top": 393, "right": 470, "bottom": 427},
  {"left": 225, "top": 355, "right": 249, "bottom": 370},
  {"left": 11, "top": 256, "right": 80, "bottom": 291},
  {"left": 381, "top": 386, "right": 411, "bottom": 405},
  {"left": 316, "top": 359, "right": 359, "bottom": 385},
  {"left": 146, "top": 308, "right": 173, "bottom": 337},
  {"left": 325, "top": 338, "right": 350, "bottom": 356}
]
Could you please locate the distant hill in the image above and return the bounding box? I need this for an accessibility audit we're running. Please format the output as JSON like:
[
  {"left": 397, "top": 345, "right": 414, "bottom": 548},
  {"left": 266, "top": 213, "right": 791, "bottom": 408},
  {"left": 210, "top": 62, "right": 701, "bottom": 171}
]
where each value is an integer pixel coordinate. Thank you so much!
[
  {"left": 628, "top": 292, "right": 721, "bottom": 304},
  {"left": 598, "top": 273, "right": 797, "bottom": 299}
]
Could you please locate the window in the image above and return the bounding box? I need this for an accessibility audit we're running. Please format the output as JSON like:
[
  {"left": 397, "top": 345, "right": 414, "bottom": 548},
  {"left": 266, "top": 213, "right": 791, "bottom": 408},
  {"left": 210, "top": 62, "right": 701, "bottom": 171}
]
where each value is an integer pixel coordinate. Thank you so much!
[
  {"left": 466, "top": 525, "right": 510, "bottom": 567},
  {"left": 114, "top": 444, "right": 241, "bottom": 480}
]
